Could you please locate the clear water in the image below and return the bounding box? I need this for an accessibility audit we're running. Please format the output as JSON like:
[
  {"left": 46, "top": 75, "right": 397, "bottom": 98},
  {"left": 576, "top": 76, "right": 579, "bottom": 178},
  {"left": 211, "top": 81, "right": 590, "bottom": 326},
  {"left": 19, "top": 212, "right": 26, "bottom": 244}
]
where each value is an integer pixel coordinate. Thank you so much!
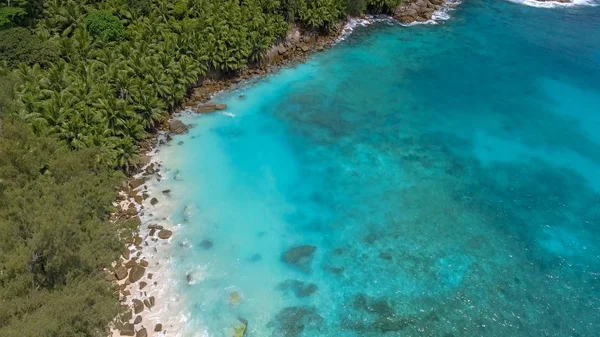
[{"left": 149, "top": 1, "right": 600, "bottom": 336}]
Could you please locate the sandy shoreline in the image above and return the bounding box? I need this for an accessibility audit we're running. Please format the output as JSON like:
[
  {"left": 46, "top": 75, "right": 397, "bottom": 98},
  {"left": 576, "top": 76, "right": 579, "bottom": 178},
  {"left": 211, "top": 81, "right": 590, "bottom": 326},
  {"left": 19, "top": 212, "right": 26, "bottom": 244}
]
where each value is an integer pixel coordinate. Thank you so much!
[{"left": 106, "top": 3, "right": 462, "bottom": 336}]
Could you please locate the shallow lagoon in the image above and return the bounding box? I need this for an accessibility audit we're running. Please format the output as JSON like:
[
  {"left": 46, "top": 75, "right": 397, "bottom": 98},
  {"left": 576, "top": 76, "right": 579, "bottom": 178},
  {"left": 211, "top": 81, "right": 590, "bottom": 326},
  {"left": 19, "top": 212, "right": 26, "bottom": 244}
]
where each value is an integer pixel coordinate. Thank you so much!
[{"left": 150, "top": 1, "right": 600, "bottom": 336}]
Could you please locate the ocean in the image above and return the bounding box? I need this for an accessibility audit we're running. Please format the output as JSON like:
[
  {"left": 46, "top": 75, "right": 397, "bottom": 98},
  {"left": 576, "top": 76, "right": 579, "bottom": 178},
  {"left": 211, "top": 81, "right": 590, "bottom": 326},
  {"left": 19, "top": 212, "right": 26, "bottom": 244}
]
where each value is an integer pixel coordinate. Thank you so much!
[{"left": 144, "top": 1, "right": 600, "bottom": 336}]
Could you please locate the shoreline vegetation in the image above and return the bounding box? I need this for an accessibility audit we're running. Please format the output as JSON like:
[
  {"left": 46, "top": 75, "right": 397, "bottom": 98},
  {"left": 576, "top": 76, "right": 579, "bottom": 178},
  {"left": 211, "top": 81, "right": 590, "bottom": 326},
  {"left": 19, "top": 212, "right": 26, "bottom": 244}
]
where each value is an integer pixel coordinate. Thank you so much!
[{"left": 0, "top": 0, "right": 457, "bottom": 336}]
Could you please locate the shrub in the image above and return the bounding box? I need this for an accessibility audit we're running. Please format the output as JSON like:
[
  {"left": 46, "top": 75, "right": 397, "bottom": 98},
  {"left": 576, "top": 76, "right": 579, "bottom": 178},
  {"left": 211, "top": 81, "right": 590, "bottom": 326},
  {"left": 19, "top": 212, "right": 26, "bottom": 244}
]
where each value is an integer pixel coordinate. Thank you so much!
[
  {"left": 85, "top": 10, "right": 124, "bottom": 41},
  {"left": 0, "top": 27, "right": 58, "bottom": 68}
]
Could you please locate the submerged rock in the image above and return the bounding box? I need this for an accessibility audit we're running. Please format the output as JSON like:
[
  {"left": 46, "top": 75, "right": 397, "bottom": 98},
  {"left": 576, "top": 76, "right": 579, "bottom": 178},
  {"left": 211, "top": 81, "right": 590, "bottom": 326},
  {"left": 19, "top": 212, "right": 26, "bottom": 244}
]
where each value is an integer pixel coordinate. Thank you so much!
[
  {"left": 282, "top": 245, "right": 317, "bottom": 272},
  {"left": 249, "top": 253, "right": 262, "bottom": 262},
  {"left": 379, "top": 252, "right": 392, "bottom": 260},
  {"left": 150, "top": 197, "right": 158, "bottom": 206},
  {"left": 230, "top": 292, "right": 242, "bottom": 305},
  {"left": 154, "top": 323, "right": 163, "bottom": 332},
  {"left": 199, "top": 239, "right": 213, "bottom": 249},
  {"left": 233, "top": 317, "right": 248, "bottom": 337},
  {"left": 267, "top": 306, "right": 323, "bottom": 337},
  {"left": 277, "top": 279, "right": 318, "bottom": 298}
]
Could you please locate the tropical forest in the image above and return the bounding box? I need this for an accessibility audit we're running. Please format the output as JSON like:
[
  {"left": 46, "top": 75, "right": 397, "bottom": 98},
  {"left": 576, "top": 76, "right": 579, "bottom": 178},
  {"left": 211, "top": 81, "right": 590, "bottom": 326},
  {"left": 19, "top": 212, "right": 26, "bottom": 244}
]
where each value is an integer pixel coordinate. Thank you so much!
[{"left": 0, "top": 0, "right": 401, "bottom": 335}]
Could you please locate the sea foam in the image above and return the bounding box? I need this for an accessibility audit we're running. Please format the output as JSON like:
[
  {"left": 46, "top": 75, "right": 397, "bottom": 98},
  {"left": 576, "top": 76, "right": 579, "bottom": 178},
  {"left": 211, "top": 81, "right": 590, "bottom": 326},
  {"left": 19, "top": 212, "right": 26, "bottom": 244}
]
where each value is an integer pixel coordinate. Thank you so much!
[{"left": 507, "top": 0, "right": 598, "bottom": 8}]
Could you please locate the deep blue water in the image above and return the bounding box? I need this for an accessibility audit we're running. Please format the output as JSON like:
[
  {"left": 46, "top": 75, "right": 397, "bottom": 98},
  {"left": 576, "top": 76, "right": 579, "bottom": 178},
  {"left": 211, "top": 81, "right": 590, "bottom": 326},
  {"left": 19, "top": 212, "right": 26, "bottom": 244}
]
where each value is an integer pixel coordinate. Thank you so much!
[{"left": 148, "top": 1, "right": 600, "bottom": 336}]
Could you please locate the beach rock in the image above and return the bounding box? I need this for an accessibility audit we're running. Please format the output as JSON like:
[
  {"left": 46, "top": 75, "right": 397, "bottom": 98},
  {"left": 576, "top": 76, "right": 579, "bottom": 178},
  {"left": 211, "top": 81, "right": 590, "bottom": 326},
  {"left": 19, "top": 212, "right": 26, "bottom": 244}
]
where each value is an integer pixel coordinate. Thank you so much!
[
  {"left": 148, "top": 273, "right": 153, "bottom": 279},
  {"left": 129, "top": 265, "right": 146, "bottom": 283},
  {"left": 200, "top": 239, "right": 213, "bottom": 249},
  {"left": 150, "top": 197, "right": 158, "bottom": 206},
  {"left": 169, "top": 120, "right": 188, "bottom": 134},
  {"left": 150, "top": 296, "right": 155, "bottom": 307},
  {"left": 148, "top": 224, "right": 164, "bottom": 230},
  {"left": 129, "top": 179, "right": 144, "bottom": 190},
  {"left": 133, "top": 236, "right": 143, "bottom": 246},
  {"left": 125, "top": 259, "right": 138, "bottom": 269},
  {"left": 115, "top": 266, "right": 128, "bottom": 280},
  {"left": 282, "top": 245, "right": 317, "bottom": 272},
  {"left": 134, "top": 315, "right": 142, "bottom": 324},
  {"left": 140, "top": 281, "right": 147, "bottom": 289},
  {"left": 120, "top": 323, "right": 135, "bottom": 336},
  {"left": 196, "top": 103, "right": 226, "bottom": 113},
  {"left": 154, "top": 324, "right": 163, "bottom": 332},
  {"left": 133, "top": 299, "right": 144, "bottom": 314},
  {"left": 134, "top": 195, "right": 143, "bottom": 204},
  {"left": 139, "top": 260, "right": 149, "bottom": 267},
  {"left": 145, "top": 163, "right": 156, "bottom": 175},
  {"left": 158, "top": 229, "right": 173, "bottom": 239},
  {"left": 136, "top": 328, "right": 147, "bottom": 337},
  {"left": 104, "top": 271, "right": 116, "bottom": 282},
  {"left": 300, "top": 44, "right": 310, "bottom": 52}
]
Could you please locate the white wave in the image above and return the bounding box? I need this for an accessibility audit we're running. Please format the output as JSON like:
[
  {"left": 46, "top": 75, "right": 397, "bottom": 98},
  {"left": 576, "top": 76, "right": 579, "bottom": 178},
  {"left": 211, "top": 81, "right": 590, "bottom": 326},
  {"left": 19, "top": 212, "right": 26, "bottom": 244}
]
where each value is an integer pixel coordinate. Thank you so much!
[
  {"left": 336, "top": 15, "right": 394, "bottom": 42},
  {"left": 401, "top": 0, "right": 462, "bottom": 27},
  {"left": 507, "top": 0, "right": 598, "bottom": 8},
  {"left": 219, "top": 111, "right": 236, "bottom": 118}
]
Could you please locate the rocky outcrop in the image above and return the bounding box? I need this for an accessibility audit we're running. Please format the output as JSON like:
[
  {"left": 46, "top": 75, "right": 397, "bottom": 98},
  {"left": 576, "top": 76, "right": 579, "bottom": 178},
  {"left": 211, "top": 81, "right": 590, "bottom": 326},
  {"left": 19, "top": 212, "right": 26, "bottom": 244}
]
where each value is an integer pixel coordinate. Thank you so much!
[
  {"left": 169, "top": 120, "right": 188, "bottom": 134},
  {"left": 195, "top": 103, "right": 227, "bottom": 113},
  {"left": 394, "top": 0, "right": 446, "bottom": 24}
]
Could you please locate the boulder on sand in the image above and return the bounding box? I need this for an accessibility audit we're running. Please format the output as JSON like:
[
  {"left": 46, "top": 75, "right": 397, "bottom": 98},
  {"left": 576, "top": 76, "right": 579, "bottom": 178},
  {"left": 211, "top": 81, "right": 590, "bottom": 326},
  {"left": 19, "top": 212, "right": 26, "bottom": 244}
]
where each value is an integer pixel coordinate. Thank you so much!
[
  {"left": 115, "top": 266, "right": 128, "bottom": 280},
  {"left": 133, "top": 299, "right": 144, "bottom": 314},
  {"left": 136, "top": 327, "right": 147, "bottom": 337},
  {"left": 281, "top": 245, "right": 317, "bottom": 272},
  {"left": 158, "top": 229, "right": 173, "bottom": 239},
  {"left": 128, "top": 265, "right": 146, "bottom": 283},
  {"left": 120, "top": 323, "right": 135, "bottom": 336}
]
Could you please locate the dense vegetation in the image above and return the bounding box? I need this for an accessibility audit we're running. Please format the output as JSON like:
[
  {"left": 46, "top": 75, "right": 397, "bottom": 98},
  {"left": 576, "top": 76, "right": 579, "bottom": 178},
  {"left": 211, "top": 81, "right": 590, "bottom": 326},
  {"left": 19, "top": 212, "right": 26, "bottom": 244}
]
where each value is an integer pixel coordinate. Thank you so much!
[{"left": 0, "top": 0, "right": 401, "bottom": 335}]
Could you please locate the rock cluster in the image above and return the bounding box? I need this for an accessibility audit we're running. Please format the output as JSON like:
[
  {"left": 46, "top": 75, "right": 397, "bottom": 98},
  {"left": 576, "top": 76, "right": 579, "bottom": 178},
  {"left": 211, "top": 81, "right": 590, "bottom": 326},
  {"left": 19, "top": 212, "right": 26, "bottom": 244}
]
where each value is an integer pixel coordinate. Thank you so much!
[{"left": 394, "top": 0, "right": 447, "bottom": 24}]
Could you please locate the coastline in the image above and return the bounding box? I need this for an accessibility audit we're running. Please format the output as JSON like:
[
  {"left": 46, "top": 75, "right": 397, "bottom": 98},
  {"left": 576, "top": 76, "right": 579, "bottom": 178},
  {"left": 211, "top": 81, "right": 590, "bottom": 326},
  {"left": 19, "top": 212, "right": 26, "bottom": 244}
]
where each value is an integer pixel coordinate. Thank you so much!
[{"left": 107, "top": 3, "right": 461, "bottom": 336}]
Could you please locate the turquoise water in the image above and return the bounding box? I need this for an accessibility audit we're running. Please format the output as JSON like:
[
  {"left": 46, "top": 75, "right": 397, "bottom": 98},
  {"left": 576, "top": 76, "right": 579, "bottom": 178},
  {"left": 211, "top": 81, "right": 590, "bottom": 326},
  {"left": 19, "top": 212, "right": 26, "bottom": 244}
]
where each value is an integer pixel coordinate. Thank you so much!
[{"left": 151, "top": 1, "right": 600, "bottom": 336}]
